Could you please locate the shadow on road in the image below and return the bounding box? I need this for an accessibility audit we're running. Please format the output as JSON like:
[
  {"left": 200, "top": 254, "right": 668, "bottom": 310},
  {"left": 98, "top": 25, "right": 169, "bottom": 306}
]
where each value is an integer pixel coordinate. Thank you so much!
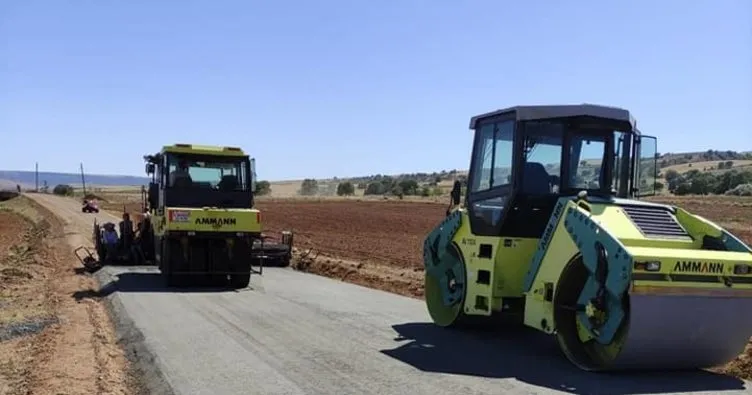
[
  {"left": 381, "top": 322, "right": 747, "bottom": 395},
  {"left": 72, "top": 271, "right": 257, "bottom": 301}
]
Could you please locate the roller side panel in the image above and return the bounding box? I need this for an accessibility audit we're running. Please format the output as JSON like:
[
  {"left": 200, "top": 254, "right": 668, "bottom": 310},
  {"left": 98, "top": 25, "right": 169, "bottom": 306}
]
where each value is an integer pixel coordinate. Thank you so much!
[
  {"left": 523, "top": 199, "right": 581, "bottom": 334},
  {"left": 484, "top": 238, "right": 538, "bottom": 299},
  {"left": 522, "top": 198, "right": 567, "bottom": 292},
  {"left": 451, "top": 215, "right": 537, "bottom": 315},
  {"left": 628, "top": 246, "right": 752, "bottom": 295},
  {"left": 424, "top": 207, "right": 547, "bottom": 327}
]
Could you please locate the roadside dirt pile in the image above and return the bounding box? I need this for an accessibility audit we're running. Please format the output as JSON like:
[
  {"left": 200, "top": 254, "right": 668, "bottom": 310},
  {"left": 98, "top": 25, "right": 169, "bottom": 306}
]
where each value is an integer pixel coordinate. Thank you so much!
[{"left": 0, "top": 196, "right": 134, "bottom": 395}]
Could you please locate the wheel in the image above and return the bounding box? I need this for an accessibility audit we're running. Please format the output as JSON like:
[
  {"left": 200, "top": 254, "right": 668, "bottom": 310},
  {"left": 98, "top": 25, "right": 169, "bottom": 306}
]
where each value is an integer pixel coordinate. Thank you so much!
[
  {"left": 154, "top": 234, "right": 163, "bottom": 271},
  {"left": 553, "top": 256, "right": 631, "bottom": 371},
  {"left": 229, "top": 273, "right": 250, "bottom": 289},
  {"left": 229, "top": 259, "right": 252, "bottom": 289},
  {"left": 254, "top": 243, "right": 292, "bottom": 267},
  {"left": 160, "top": 239, "right": 186, "bottom": 287},
  {"left": 208, "top": 273, "right": 229, "bottom": 287},
  {"left": 424, "top": 243, "right": 468, "bottom": 327}
]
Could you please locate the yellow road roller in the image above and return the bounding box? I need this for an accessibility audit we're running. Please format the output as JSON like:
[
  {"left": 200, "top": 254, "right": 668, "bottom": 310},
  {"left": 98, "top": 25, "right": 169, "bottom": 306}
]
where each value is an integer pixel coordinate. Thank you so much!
[
  {"left": 423, "top": 104, "right": 752, "bottom": 371},
  {"left": 142, "top": 144, "right": 292, "bottom": 288}
]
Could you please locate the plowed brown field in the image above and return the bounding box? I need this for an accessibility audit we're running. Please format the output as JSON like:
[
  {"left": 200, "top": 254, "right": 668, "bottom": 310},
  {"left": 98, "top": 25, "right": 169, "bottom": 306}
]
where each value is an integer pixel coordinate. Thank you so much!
[
  {"left": 102, "top": 194, "right": 752, "bottom": 267},
  {"left": 255, "top": 199, "right": 446, "bottom": 269},
  {"left": 101, "top": 194, "right": 752, "bottom": 301}
]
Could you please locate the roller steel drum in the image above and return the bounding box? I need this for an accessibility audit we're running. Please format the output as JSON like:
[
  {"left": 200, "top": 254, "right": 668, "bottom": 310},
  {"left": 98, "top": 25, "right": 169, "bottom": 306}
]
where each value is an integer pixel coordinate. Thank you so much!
[{"left": 558, "top": 293, "right": 752, "bottom": 371}]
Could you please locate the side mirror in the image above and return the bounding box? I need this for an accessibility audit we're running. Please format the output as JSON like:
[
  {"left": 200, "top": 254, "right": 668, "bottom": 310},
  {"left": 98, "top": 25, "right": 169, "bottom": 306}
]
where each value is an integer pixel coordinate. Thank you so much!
[
  {"left": 145, "top": 163, "right": 155, "bottom": 175},
  {"left": 450, "top": 180, "right": 462, "bottom": 206}
]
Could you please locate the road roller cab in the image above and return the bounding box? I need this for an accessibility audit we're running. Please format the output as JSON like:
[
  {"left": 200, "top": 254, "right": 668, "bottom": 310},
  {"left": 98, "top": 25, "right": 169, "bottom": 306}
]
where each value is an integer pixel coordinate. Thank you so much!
[
  {"left": 423, "top": 104, "right": 752, "bottom": 371},
  {"left": 143, "top": 143, "right": 292, "bottom": 288}
]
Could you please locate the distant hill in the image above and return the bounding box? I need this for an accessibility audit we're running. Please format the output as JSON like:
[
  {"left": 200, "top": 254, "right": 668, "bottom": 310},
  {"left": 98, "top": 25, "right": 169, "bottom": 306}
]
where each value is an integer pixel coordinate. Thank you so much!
[
  {"left": 2, "top": 149, "right": 750, "bottom": 194},
  {"left": 345, "top": 169, "right": 468, "bottom": 185},
  {"left": 0, "top": 170, "right": 149, "bottom": 189}
]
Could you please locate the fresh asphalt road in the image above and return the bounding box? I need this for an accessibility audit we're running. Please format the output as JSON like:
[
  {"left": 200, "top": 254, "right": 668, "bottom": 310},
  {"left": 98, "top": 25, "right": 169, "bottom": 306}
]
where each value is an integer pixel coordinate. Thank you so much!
[{"left": 28, "top": 193, "right": 752, "bottom": 395}]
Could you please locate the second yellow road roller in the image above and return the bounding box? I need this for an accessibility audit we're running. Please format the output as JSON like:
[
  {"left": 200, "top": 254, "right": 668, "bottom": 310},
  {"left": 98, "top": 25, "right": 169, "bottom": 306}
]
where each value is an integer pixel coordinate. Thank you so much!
[{"left": 423, "top": 103, "right": 752, "bottom": 371}]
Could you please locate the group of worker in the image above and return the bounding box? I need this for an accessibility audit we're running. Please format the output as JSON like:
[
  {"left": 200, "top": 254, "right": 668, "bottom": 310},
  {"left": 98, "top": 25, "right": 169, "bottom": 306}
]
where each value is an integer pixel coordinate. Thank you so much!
[{"left": 101, "top": 211, "right": 153, "bottom": 263}]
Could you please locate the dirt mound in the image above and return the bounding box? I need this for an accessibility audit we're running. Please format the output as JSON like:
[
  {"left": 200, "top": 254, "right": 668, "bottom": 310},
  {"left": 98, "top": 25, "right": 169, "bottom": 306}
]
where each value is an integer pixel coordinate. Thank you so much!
[
  {"left": 0, "top": 203, "right": 56, "bottom": 392},
  {"left": 0, "top": 196, "right": 134, "bottom": 394}
]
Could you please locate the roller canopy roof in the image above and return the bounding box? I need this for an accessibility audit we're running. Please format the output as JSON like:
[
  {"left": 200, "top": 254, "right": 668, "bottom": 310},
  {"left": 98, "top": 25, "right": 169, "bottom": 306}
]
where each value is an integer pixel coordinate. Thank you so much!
[{"left": 469, "top": 104, "right": 638, "bottom": 133}]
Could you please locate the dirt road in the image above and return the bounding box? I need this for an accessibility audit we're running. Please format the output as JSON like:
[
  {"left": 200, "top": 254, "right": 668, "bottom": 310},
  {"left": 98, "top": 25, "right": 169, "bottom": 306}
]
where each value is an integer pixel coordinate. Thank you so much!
[{"left": 28, "top": 194, "right": 752, "bottom": 395}]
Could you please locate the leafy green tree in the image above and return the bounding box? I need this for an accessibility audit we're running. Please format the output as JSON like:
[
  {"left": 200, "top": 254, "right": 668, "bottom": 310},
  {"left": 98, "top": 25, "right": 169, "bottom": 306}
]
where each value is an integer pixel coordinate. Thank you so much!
[
  {"left": 336, "top": 182, "right": 355, "bottom": 196},
  {"left": 674, "top": 182, "right": 692, "bottom": 196},
  {"left": 364, "top": 182, "right": 386, "bottom": 195},
  {"left": 726, "top": 184, "right": 752, "bottom": 196},
  {"left": 391, "top": 185, "right": 404, "bottom": 198},
  {"left": 299, "top": 179, "right": 319, "bottom": 195},
  {"left": 398, "top": 179, "right": 419, "bottom": 195},
  {"left": 53, "top": 184, "right": 74, "bottom": 196},
  {"left": 254, "top": 180, "right": 271, "bottom": 196},
  {"left": 380, "top": 176, "right": 396, "bottom": 191},
  {"left": 688, "top": 172, "right": 717, "bottom": 194}
]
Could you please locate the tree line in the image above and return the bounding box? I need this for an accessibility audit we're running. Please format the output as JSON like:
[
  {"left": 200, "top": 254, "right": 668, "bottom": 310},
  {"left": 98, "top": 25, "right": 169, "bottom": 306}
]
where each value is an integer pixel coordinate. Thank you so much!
[
  {"left": 663, "top": 168, "right": 752, "bottom": 196},
  {"left": 296, "top": 176, "right": 448, "bottom": 198},
  {"left": 658, "top": 150, "right": 752, "bottom": 168}
]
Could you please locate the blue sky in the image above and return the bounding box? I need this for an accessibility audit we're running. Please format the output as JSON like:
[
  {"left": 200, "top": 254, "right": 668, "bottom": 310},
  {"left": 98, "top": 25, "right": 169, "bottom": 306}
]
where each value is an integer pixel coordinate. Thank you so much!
[{"left": 2, "top": 1, "right": 750, "bottom": 181}]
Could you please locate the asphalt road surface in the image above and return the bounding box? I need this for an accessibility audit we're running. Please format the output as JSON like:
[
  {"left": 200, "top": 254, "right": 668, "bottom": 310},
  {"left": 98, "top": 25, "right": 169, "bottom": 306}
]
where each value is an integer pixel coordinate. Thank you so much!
[{"left": 28, "top": 193, "right": 752, "bottom": 395}]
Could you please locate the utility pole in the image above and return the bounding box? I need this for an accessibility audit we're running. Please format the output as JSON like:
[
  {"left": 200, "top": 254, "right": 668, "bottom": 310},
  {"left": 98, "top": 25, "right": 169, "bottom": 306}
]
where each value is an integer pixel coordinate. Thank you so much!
[
  {"left": 35, "top": 162, "right": 39, "bottom": 192},
  {"left": 80, "top": 162, "right": 87, "bottom": 196}
]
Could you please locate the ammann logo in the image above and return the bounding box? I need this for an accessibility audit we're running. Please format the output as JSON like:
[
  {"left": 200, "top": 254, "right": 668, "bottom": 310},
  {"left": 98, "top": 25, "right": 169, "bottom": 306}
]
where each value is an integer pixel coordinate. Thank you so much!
[
  {"left": 673, "top": 260, "right": 724, "bottom": 274},
  {"left": 195, "top": 218, "right": 237, "bottom": 228}
]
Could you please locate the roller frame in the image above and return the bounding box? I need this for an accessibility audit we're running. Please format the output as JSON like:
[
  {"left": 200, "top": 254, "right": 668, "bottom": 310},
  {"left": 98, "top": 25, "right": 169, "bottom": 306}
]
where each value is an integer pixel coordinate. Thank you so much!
[
  {"left": 422, "top": 210, "right": 464, "bottom": 307},
  {"left": 563, "top": 204, "right": 634, "bottom": 344}
]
